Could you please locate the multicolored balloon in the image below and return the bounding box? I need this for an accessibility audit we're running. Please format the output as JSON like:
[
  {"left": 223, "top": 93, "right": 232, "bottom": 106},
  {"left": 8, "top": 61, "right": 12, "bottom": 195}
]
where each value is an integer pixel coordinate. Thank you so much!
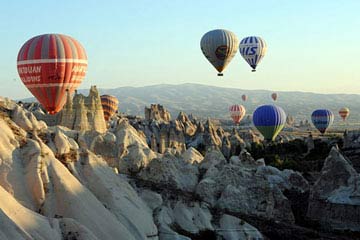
[
  {"left": 17, "top": 34, "right": 87, "bottom": 114},
  {"left": 101, "top": 95, "right": 119, "bottom": 121},
  {"left": 252, "top": 105, "right": 286, "bottom": 141},
  {"left": 339, "top": 107, "right": 350, "bottom": 121},
  {"left": 200, "top": 29, "right": 239, "bottom": 76},
  {"left": 241, "top": 94, "right": 248, "bottom": 101},
  {"left": 311, "top": 109, "right": 334, "bottom": 134},
  {"left": 229, "top": 104, "right": 246, "bottom": 124},
  {"left": 271, "top": 92, "right": 278, "bottom": 101},
  {"left": 239, "top": 36, "right": 267, "bottom": 72}
]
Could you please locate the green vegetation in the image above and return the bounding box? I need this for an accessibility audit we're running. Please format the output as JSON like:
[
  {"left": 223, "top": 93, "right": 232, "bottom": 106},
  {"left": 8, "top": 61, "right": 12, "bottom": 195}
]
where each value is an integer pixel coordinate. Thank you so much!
[{"left": 248, "top": 138, "right": 340, "bottom": 173}]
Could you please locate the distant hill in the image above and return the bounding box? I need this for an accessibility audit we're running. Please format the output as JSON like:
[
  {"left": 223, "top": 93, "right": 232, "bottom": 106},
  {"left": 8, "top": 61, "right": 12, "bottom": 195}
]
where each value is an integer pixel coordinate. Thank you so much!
[{"left": 21, "top": 83, "right": 360, "bottom": 127}]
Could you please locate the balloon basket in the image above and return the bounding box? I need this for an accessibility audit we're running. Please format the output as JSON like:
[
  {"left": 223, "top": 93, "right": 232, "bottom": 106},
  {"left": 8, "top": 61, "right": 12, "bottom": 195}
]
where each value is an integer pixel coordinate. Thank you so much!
[{"left": 217, "top": 73, "right": 223, "bottom": 76}]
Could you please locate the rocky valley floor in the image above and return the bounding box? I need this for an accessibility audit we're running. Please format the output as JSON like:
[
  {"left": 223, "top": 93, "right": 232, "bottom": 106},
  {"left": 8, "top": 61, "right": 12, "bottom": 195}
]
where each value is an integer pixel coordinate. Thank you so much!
[{"left": 0, "top": 93, "right": 360, "bottom": 240}]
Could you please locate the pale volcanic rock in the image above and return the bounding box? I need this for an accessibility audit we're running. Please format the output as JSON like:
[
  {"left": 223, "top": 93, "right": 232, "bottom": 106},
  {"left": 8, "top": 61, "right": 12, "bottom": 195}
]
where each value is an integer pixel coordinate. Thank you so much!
[
  {"left": 58, "top": 218, "right": 99, "bottom": 240},
  {"left": 218, "top": 214, "right": 263, "bottom": 240},
  {"left": 59, "top": 86, "right": 107, "bottom": 133},
  {"left": 181, "top": 147, "right": 204, "bottom": 164},
  {"left": 229, "top": 129, "right": 246, "bottom": 156},
  {"left": 0, "top": 186, "right": 62, "bottom": 240},
  {"left": 203, "top": 118, "right": 222, "bottom": 150},
  {"left": 140, "top": 189, "right": 163, "bottom": 211},
  {"left": 172, "top": 201, "right": 214, "bottom": 234},
  {"left": 54, "top": 128, "right": 73, "bottom": 155},
  {"left": 256, "top": 166, "right": 309, "bottom": 194},
  {"left": 44, "top": 152, "right": 136, "bottom": 239},
  {"left": 89, "top": 132, "right": 117, "bottom": 167},
  {"left": 155, "top": 206, "right": 191, "bottom": 240},
  {"left": 307, "top": 147, "right": 360, "bottom": 231},
  {"left": 144, "top": 104, "right": 171, "bottom": 122},
  {"left": 177, "top": 111, "right": 197, "bottom": 137},
  {"left": 11, "top": 105, "right": 47, "bottom": 132},
  {"left": 139, "top": 153, "right": 199, "bottom": 192},
  {"left": 115, "top": 118, "right": 157, "bottom": 173},
  {"left": 197, "top": 160, "right": 296, "bottom": 222},
  {"left": 199, "top": 149, "right": 227, "bottom": 173},
  {"left": 19, "top": 139, "right": 48, "bottom": 211},
  {"left": 73, "top": 150, "right": 158, "bottom": 240},
  {"left": 217, "top": 183, "right": 294, "bottom": 222},
  {"left": 221, "top": 136, "right": 231, "bottom": 160}
]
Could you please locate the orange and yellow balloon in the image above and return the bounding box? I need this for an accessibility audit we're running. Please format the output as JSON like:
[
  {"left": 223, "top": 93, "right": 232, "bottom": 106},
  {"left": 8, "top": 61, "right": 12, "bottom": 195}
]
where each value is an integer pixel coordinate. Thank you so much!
[
  {"left": 339, "top": 107, "right": 350, "bottom": 121},
  {"left": 101, "top": 95, "right": 119, "bottom": 121}
]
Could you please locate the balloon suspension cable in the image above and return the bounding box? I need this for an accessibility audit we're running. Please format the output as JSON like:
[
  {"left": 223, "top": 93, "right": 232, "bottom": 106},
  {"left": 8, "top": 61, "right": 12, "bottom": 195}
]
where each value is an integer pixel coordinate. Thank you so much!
[{"left": 217, "top": 73, "right": 223, "bottom": 76}]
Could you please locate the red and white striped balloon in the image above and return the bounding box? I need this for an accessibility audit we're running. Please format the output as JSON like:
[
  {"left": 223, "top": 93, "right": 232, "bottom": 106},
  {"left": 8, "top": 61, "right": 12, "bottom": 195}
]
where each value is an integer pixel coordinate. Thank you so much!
[
  {"left": 17, "top": 33, "right": 87, "bottom": 114},
  {"left": 229, "top": 104, "right": 246, "bottom": 124}
]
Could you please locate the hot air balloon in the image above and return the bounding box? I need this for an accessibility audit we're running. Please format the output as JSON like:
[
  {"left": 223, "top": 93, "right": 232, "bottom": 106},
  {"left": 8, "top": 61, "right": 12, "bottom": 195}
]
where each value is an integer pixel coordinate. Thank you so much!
[
  {"left": 101, "top": 95, "right": 119, "bottom": 121},
  {"left": 229, "top": 104, "right": 246, "bottom": 124},
  {"left": 200, "top": 29, "right": 239, "bottom": 76},
  {"left": 239, "top": 36, "right": 267, "bottom": 72},
  {"left": 252, "top": 105, "right": 286, "bottom": 141},
  {"left": 241, "top": 94, "right": 248, "bottom": 101},
  {"left": 17, "top": 34, "right": 87, "bottom": 115},
  {"left": 311, "top": 109, "right": 334, "bottom": 134},
  {"left": 339, "top": 107, "right": 350, "bottom": 121},
  {"left": 271, "top": 92, "right": 278, "bottom": 101}
]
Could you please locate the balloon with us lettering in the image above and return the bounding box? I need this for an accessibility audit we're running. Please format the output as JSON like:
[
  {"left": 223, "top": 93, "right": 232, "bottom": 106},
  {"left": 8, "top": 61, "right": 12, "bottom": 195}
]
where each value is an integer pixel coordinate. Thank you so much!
[
  {"left": 239, "top": 36, "right": 267, "bottom": 72},
  {"left": 338, "top": 107, "right": 350, "bottom": 121},
  {"left": 252, "top": 105, "right": 286, "bottom": 141},
  {"left": 229, "top": 104, "right": 246, "bottom": 124},
  {"left": 101, "top": 95, "right": 119, "bottom": 121},
  {"left": 200, "top": 29, "right": 239, "bottom": 76},
  {"left": 17, "top": 33, "right": 88, "bottom": 114},
  {"left": 311, "top": 109, "right": 334, "bottom": 134}
]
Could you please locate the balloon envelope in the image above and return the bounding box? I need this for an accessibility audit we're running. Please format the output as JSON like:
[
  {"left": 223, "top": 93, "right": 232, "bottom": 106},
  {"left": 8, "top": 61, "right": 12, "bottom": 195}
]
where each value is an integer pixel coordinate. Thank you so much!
[
  {"left": 239, "top": 36, "right": 267, "bottom": 71},
  {"left": 229, "top": 104, "right": 246, "bottom": 124},
  {"left": 252, "top": 105, "right": 286, "bottom": 141},
  {"left": 241, "top": 94, "right": 248, "bottom": 101},
  {"left": 17, "top": 34, "right": 87, "bottom": 114},
  {"left": 101, "top": 95, "right": 119, "bottom": 121},
  {"left": 200, "top": 29, "right": 239, "bottom": 76},
  {"left": 311, "top": 109, "right": 334, "bottom": 134},
  {"left": 271, "top": 93, "right": 278, "bottom": 101},
  {"left": 339, "top": 107, "right": 350, "bottom": 121}
]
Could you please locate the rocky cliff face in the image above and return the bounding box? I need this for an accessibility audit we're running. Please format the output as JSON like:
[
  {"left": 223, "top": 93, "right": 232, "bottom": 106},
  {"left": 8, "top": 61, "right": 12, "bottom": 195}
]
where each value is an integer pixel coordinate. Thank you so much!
[
  {"left": 342, "top": 130, "right": 360, "bottom": 172},
  {"left": 27, "top": 86, "right": 107, "bottom": 133},
  {"left": 1, "top": 97, "right": 358, "bottom": 239},
  {"left": 59, "top": 86, "right": 107, "bottom": 133},
  {"left": 144, "top": 104, "right": 171, "bottom": 122},
  {"left": 307, "top": 147, "right": 360, "bottom": 231}
]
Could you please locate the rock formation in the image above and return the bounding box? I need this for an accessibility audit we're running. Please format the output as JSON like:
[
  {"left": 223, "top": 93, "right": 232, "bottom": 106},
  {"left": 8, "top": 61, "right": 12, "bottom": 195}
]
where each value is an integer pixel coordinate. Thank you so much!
[
  {"left": 307, "top": 147, "right": 360, "bottom": 231},
  {"left": 60, "top": 86, "right": 107, "bottom": 133},
  {"left": 1, "top": 98, "right": 357, "bottom": 239},
  {"left": 144, "top": 104, "right": 171, "bottom": 122},
  {"left": 29, "top": 86, "right": 107, "bottom": 133}
]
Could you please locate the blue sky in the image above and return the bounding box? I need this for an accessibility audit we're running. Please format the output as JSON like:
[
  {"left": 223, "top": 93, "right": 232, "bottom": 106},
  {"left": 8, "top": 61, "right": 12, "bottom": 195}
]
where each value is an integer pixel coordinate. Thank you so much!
[{"left": 1, "top": 0, "right": 360, "bottom": 98}]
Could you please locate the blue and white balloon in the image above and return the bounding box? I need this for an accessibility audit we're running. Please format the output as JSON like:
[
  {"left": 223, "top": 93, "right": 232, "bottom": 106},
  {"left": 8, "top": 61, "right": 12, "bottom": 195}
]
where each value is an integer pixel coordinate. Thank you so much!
[
  {"left": 239, "top": 36, "right": 267, "bottom": 72},
  {"left": 252, "top": 104, "right": 286, "bottom": 141},
  {"left": 311, "top": 109, "right": 334, "bottom": 134}
]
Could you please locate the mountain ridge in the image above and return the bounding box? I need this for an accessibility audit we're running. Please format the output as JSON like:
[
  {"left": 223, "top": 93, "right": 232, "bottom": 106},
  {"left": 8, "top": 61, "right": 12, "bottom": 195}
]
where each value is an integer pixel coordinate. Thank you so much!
[{"left": 18, "top": 83, "right": 360, "bottom": 127}]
